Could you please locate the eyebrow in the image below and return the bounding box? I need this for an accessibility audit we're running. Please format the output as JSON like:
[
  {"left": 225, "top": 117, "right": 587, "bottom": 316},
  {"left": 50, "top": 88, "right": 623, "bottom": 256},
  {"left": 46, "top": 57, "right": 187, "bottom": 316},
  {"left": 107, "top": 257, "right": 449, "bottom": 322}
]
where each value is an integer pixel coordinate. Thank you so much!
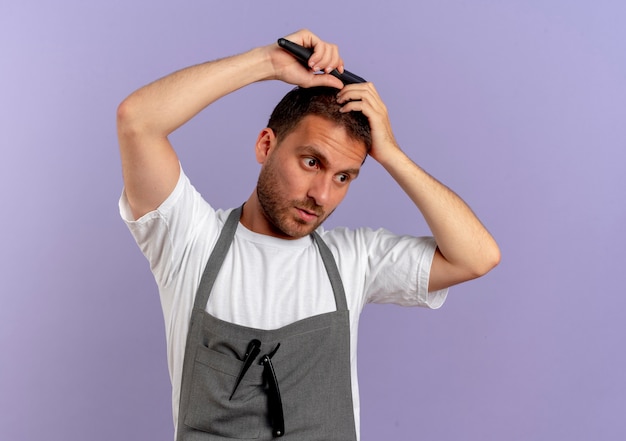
[{"left": 299, "top": 145, "right": 361, "bottom": 178}]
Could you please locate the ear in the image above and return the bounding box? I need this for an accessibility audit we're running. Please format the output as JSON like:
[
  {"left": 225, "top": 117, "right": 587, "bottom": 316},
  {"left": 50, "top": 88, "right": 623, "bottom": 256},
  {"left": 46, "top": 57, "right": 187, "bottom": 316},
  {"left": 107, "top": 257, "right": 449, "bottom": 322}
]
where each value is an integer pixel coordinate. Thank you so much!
[{"left": 255, "top": 128, "right": 277, "bottom": 164}]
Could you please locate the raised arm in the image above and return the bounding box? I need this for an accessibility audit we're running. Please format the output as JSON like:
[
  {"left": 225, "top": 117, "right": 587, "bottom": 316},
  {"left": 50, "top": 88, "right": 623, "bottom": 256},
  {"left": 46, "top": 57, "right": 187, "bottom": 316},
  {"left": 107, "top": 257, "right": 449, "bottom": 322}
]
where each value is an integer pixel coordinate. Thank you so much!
[
  {"left": 337, "top": 83, "right": 501, "bottom": 292},
  {"left": 117, "top": 30, "right": 345, "bottom": 220}
]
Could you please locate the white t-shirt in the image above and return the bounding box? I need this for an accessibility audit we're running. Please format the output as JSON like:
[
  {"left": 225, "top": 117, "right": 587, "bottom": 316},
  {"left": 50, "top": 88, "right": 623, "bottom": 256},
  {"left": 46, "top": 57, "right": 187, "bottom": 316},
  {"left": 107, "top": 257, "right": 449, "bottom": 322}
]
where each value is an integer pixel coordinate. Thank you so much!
[{"left": 119, "top": 166, "right": 448, "bottom": 440}]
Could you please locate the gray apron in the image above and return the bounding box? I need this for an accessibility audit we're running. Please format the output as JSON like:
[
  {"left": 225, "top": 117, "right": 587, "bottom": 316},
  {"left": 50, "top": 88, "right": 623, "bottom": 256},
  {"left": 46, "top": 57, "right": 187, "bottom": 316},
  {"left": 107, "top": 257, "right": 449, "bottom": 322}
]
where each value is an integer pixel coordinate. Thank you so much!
[{"left": 176, "top": 206, "right": 357, "bottom": 441}]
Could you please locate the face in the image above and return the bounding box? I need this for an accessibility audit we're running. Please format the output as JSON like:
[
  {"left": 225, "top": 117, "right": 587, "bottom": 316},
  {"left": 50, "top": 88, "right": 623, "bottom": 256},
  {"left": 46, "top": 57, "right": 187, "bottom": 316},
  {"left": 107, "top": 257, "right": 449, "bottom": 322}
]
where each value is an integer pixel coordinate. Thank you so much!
[{"left": 255, "top": 115, "right": 367, "bottom": 239}]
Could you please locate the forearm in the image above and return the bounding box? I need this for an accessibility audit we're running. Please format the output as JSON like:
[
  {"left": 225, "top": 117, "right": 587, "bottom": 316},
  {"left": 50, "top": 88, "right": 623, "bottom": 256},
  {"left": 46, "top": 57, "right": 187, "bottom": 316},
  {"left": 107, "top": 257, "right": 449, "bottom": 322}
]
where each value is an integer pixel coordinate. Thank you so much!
[
  {"left": 377, "top": 146, "right": 500, "bottom": 280},
  {"left": 117, "top": 46, "right": 274, "bottom": 137},
  {"left": 117, "top": 27, "right": 347, "bottom": 139}
]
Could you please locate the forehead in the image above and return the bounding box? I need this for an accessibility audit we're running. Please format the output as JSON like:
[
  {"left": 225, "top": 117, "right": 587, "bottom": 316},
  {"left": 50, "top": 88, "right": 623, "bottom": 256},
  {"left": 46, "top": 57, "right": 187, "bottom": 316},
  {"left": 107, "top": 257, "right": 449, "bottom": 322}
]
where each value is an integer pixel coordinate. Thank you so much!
[{"left": 277, "top": 115, "right": 368, "bottom": 164}]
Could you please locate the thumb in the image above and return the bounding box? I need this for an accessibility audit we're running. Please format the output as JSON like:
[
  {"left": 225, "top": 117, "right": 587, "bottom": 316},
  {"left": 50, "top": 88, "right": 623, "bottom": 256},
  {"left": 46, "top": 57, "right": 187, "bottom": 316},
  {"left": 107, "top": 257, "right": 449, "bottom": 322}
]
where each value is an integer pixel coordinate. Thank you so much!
[{"left": 307, "top": 73, "right": 344, "bottom": 90}]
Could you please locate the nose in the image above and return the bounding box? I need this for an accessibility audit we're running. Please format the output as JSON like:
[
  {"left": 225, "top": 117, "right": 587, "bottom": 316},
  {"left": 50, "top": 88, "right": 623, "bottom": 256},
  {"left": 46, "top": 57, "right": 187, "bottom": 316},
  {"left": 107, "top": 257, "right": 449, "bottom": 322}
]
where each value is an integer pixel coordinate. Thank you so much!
[{"left": 307, "top": 175, "right": 332, "bottom": 206}]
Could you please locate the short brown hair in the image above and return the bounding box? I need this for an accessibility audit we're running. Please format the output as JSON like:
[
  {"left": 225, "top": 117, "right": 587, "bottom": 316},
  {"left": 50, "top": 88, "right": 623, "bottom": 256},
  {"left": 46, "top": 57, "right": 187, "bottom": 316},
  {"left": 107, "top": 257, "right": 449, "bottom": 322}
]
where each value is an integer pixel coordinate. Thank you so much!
[{"left": 267, "top": 86, "right": 372, "bottom": 151}]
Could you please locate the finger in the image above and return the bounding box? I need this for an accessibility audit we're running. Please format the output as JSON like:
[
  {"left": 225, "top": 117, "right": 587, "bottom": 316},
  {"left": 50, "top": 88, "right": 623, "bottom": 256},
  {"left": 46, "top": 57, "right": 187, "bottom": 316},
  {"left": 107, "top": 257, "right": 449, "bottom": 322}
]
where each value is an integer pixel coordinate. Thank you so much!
[
  {"left": 321, "top": 44, "right": 342, "bottom": 74},
  {"left": 338, "top": 89, "right": 388, "bottom": 119},
  {"left": 311, "top": 43, "right": 342, "bottom": 74},
  {"left": 339, "top": 86, "right": 387, "bottom": 113},
  {"left": 307, "top": 72, "right": 344, "bottom": 89},
  {"left": 338, "top": 98, "right": 370, "bottom": 114},
  {"left": 336, "top": 83, "right": 367, "bottom": 100},
  {"left": 336, "top": 82, "right": 374, "bottom": 101},
  {"left": 284, "top": 30, "right": 345, "bottom": 74},
  {"left": 287, "top": 28, "right": 319, "bottom": 48},
  {"left": 285, "top": 29, "right": 324, "bottom": 68}
]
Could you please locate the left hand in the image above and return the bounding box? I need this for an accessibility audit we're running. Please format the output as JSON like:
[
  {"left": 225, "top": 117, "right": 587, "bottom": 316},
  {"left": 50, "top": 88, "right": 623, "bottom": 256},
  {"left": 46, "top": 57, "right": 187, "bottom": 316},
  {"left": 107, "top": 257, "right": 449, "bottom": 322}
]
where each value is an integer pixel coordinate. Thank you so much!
[
  {"left": 336, "top": 82, "right": 400, "bottom": 162},
  {"left": 338, "top": 84, "right": 500, "bottom": 291}
]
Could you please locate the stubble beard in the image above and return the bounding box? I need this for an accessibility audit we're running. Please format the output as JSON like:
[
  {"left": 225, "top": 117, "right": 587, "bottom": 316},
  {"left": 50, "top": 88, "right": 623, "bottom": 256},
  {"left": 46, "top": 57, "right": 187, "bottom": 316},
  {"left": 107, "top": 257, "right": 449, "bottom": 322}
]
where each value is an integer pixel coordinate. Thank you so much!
[{"left": 256, "top": 161, "right": 327, "bottom": 239}]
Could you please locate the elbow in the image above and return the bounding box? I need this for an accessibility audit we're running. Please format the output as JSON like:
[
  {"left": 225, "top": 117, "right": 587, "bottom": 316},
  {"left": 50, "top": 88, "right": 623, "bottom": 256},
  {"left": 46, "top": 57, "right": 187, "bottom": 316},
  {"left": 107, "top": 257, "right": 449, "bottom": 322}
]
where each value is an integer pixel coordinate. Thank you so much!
[
  {"left": 116, "top": 89, "right": 159, "bottom": 141},
  {"left": 430, "top": 242, "right": 500, "bottom": 291},
  {"left": 116, "top": 97, "right": 132, "bottom": 126},
  {"left": 473, "top": 242, "right": 501, "bottom": 278},
  {"left": 455, "top": 242, "right": 501, "bottom": 282},
  {"left": 116, "top": 95, "right": 143, "bottom": 138}
]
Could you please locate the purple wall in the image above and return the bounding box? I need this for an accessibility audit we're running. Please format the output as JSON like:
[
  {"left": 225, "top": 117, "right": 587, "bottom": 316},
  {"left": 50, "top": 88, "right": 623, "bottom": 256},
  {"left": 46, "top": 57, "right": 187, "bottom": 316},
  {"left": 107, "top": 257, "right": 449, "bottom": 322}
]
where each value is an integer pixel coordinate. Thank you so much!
[{"left": 2, "top": 1, "right": 625, "bottom": 440}]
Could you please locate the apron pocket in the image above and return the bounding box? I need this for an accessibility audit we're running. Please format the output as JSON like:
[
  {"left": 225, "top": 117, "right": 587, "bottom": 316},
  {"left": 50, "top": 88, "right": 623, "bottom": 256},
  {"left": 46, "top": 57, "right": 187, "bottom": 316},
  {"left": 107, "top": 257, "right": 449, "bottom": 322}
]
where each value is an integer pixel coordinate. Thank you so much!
[{"left": 184, "top": 344, "right": 265, "bottom": 439}]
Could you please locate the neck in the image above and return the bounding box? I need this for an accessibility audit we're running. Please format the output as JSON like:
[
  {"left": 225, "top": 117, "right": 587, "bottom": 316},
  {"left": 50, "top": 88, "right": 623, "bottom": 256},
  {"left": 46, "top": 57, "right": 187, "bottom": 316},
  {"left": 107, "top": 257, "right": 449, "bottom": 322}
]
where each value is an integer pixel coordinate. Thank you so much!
[{"left": 240, "top": 190, "right": 276, "bottom": 237}]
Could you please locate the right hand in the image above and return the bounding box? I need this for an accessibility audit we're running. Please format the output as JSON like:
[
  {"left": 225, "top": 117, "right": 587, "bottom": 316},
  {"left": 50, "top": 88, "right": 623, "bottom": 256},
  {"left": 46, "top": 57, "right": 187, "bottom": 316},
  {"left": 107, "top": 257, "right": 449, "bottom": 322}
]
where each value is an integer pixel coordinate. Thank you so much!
[{"left": 265, "top": 29, "right": 345, "bottom": 89}]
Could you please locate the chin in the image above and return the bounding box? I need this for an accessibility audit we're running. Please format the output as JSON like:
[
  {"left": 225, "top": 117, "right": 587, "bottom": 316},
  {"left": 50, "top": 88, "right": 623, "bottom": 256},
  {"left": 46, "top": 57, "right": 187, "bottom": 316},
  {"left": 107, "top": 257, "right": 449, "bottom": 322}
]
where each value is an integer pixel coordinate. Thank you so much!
[{"left": 278, "top": 219, "right": 319, "bottom": 239}]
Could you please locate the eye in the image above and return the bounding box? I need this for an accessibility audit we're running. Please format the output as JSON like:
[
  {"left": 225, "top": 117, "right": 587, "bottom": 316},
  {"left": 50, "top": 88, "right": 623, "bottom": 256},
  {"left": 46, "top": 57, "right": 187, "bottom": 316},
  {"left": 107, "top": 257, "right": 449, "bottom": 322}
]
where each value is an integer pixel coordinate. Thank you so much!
[
  {"left": 335, "top": 173, "right": 350, "bottom": 184},
  {"left": 303, "top": 157, "right": 319, "bottom": 169}
]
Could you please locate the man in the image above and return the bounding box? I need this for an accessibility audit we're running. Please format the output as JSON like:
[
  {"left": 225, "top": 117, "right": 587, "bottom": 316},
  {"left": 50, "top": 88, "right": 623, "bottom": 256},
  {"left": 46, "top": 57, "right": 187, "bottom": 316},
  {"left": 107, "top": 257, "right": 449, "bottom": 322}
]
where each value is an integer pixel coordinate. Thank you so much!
[{"left": 118, "top": 29, "right": 500, "bottom": 441}]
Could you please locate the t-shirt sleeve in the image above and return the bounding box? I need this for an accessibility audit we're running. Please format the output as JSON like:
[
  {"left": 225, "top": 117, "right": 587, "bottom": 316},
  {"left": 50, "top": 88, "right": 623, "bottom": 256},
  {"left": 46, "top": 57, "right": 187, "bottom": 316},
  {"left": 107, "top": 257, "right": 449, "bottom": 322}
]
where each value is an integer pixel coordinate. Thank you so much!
[
  {"left": 118, "top": 165, "right": 219, "bottom": 289},
  {"left": 355, "top": 228, "right": 448, "bottom": 309}
]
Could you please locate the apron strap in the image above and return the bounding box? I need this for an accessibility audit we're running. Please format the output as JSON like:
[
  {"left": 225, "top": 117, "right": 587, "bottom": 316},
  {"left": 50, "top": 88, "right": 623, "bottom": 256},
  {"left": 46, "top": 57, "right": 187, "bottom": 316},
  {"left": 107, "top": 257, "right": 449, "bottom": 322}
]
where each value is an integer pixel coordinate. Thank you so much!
[
  {"left": 193, "top": 204, "right": 348, "bottom": 312},
  {"left": 312, "top": 231, "right": 348, "bottom": 311},
  {"left": 192, "top": 205, "right": 243, "bottom": 311}
]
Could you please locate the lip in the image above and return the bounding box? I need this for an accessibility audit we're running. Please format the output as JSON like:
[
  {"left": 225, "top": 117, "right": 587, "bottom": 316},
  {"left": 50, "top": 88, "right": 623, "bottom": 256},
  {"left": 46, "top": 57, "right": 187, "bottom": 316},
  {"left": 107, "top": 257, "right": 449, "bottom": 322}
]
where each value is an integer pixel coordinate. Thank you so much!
[{"left": 295, "top": 207, "right": 319, "bottom": 222}]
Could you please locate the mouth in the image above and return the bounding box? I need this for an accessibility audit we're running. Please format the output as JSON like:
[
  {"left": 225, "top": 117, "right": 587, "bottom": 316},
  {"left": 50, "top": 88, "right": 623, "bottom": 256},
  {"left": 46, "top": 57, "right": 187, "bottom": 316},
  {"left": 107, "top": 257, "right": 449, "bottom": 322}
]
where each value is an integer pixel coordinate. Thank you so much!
[{"left": 295, "top": 206, "right": 321, "bottom": 223}]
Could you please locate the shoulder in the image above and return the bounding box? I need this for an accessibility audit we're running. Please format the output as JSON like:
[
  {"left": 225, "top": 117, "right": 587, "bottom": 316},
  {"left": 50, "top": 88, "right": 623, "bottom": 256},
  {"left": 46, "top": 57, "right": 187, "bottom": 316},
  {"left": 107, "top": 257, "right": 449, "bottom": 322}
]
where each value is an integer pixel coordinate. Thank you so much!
[
  {"left": 119, "top": 165, "right": 234, "bottom": 282},
  {"left": 317, "top": 225, "right": 440, "bottom": 294},
  {"left": 318, "top": 225, "right": 436, "bottom": 257}
]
